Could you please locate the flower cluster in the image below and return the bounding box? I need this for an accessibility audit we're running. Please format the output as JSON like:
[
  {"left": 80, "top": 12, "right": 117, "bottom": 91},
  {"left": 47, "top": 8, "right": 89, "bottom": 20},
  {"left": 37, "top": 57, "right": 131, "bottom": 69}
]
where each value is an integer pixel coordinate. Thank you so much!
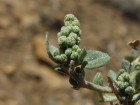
[
  {"left": 116, "top": 69, "right": 135, "bottom": 97},
  {"left": 53, "top": 14, "right": 82, "bottom": 63},
  {"left": 46, "top": 13, "right": 140, "bottom": 105}
]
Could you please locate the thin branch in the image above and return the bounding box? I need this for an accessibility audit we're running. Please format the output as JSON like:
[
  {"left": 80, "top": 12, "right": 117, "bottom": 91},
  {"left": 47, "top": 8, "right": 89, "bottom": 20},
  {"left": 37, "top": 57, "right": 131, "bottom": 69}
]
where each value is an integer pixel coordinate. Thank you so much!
[
  {"left": 67, "top": 61, "right": 113, "bottom": 93},
  {"left": 83, "top": 80, "right": 112, "bottom": 93},
  {"left": 108, "top": 77, "right": 122, "bottom": 104}
]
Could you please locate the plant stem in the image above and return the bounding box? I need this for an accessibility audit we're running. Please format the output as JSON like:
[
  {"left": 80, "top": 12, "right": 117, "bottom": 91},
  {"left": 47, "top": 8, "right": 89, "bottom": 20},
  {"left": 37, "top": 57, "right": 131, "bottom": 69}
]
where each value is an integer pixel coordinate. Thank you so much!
[
  {"left": 67, "top": 60, "right": 113, "bottom": 93},
  {"left": 108, "top": 77, "right": 121, "bottom": 103},
  {"left": 83, "top": 80, "right": 112, "bottom": 93}
]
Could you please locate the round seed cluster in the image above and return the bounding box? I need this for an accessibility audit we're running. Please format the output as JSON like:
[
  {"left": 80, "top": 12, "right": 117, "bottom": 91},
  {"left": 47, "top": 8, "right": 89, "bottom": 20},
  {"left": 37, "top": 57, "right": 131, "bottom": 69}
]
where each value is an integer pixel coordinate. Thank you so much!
[
  {"left": 53, "top": 14, "right": 82, "bottom": 63},
  {"left": 116, "top": 70, "right": 135, "bottom": 97}
]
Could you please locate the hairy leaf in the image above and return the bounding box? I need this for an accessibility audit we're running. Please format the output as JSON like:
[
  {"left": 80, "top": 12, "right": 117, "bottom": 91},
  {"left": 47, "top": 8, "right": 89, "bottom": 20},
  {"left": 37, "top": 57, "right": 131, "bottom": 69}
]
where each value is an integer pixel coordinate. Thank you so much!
[
  {"left": 46, "top": 33, "right": 58, "bottom": 61},
  {"left": 100, "top": 93, "right": 117, "bottom": 102},
  {"left": 132, "top": 93, "right": 140, "bottom": 101},
  {"left": 124, "top": 49, "right": 138, "bottom": 63},
  {"left": 78, "top": 49, "right": 87, "bottom": 64},
  {"left": 81, "top": 61, "right": 88, "bottom": 69},
  {"left": 83, "top": 50, "right": 110, "bottom": 69},
  {"left": 122, "top": 59, "right": 131, "bottom": 72},
  {"left": 125, "top": 56, "right": 136, "bottom": 63},
  {"left": 93, "top": 72, "right": 103, "bottom": 86},
  {"left": 108, "top": 70, "right": 117, "bottom": 82}
]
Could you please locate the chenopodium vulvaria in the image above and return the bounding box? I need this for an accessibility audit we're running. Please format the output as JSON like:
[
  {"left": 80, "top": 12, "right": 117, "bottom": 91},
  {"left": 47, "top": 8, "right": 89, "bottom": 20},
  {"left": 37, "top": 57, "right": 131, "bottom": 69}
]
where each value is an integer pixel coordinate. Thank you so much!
[{"left": 45, "top": 14, "right": 140, "bottom": 105}]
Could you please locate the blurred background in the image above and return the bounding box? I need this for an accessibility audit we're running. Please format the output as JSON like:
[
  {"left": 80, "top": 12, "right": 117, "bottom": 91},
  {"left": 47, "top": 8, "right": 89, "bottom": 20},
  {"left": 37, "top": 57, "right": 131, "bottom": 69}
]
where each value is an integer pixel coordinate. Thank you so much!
[{"left": 0, "top": 0, "right": 140, "bottom": 105}]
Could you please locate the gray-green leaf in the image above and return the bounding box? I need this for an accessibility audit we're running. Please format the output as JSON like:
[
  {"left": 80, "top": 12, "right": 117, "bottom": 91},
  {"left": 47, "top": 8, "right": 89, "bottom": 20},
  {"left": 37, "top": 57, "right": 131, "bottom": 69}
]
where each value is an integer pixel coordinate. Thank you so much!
[
  {"left": 122, "top": 59, "right": 131, "bottom": 72},
  {"left": 78, "top": 49, "right": 87, "bottom": 64},
  {"left": 100, "top": 93, "right": 117, "bottom": 102},
  {"left": 108, "top": 70, "right": 117, "bottom": 82},
  {"left": 46, "top": 33, "right": 58, "bottom": 61},
  {"left": 132, "top": 93, "right": 140, "bottom": 101},
  {"left": 83, "top": 50, "right": 110, "bottom": 69},
  {"left": 93, "top": 72, "right": 103, "bottom": 86}
]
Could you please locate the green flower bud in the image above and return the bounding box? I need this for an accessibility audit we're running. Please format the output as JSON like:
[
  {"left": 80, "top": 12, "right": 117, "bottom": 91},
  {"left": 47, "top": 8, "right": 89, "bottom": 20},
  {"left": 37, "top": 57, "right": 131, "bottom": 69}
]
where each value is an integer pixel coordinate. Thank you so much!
[
  {"left": 120, "top": 69, "right": 126, "bottom": 73},
  {"left": 71, "top": 51, "right": 78, "bottom": 59},
  {"left": 132, "top": 62, "right": 140, "bottom": 71},
  {"left": 77, "top": 48, "right": 82, "bottom": 53},
  {"left": 121, "top": 96, "right": 126, "bottom": 101},
  {"left": 72, "top": 20, "right": 80, "bottom": 27},
  {"left": 64, "top": 21, "right": 70, "bottom": 26},
  {"left": 120, "top": 73, "right": 129, "bottom": 81},
  {"left": 60, "top": 54, "right": 68, "bottom": 62},
  {"left": 123, "top": 82, "right": 129, "bottom": 88},
  {"left": 54, "top": 54, "right": 67, "bottom": 63},
  {"left": 61, "top": 26, "right": 65, "bottom": 30},
  {"left": 66, "top": 36, "right": 76, "bottom": 46},
  {"left": 116, "top": 69, "right": 126, "bottom": 79},
  {"left": 65, "top": 48, "right": 72, "bottom": 56},
  {"left": 135, "top": 64, "right": 140, "bottom": 70},
  {"left": 125, "top": 86, "right": 135, "bottom": 94},
  {"left": 66, "top": 26, "right": 72, "bottom": 32},
  {"left": 129, "top": 79, "right": 135, "bottom": 87},
  {"left": 53, "top": 49, "right": 60, "bottom": 56},
  {"left": 69, "top": 32, "right": 77, "bottom": 39},
  {"left": 117, "top": 81, "right": 125, "bottom": 90},
  {"left": 54, "top": 55, "right": 62, "bottom": 62},
  {"left": 60, "top": 26, "right": 70, "bottom": 36},
  {"left": 72, "top": 45, "right": 79, "bottom": 51},
  {"left": 124, "top": 75, "right": 129, "bottom": 82},
  {"left": 72, "top": 26, "right": 80, "bottom": 35},
  {"left": 76, "top": 37, "right": 81, "bottom": 44},
  {"left": 58, "top": 36, "right": 67, "bottom": 45},
  {"left": 57, "top": 32, "right": 61, "bottom": 37},
  {"left": 64, "top": 14, "right": 75, "bottom": 22},
  {"left": 117, "top": 75, "right": 124, "bottom": 82}
]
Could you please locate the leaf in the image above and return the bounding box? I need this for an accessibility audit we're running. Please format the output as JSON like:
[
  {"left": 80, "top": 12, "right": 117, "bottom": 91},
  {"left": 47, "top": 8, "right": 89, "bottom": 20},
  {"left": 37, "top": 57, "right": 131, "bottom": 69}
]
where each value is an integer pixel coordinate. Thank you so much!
[
  {"left": 108, "top": 70, "right": 117, "bottom": 82},
  {"left": 125, "top": 56, "right": 136, "bottom": 63},
  {"left": 83, "top": 50, "right": 111, "bottom": 69},
  {"left": 121, "top": 59, "right": 131, "bottom": 72},
  {"left": 46, "top": 33, "right": 58, "bottom": 61},
  {"left": 93, "top": 72, "right": 103, "bottom": 86},
  {"left": 116, "top": 69, "right": 126, "bottom": 79},
  {"left": 132, "top": 93, "right": 140, "bottom": 101},
  {"left": 124, "top": 49, "right": 138, "bottom": 63},
  {"left": 100, "top": 93, "right": 117, "bottom": 102},
  {"left": 78, "top": 49, "right": 87, "bottom": 64}
]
